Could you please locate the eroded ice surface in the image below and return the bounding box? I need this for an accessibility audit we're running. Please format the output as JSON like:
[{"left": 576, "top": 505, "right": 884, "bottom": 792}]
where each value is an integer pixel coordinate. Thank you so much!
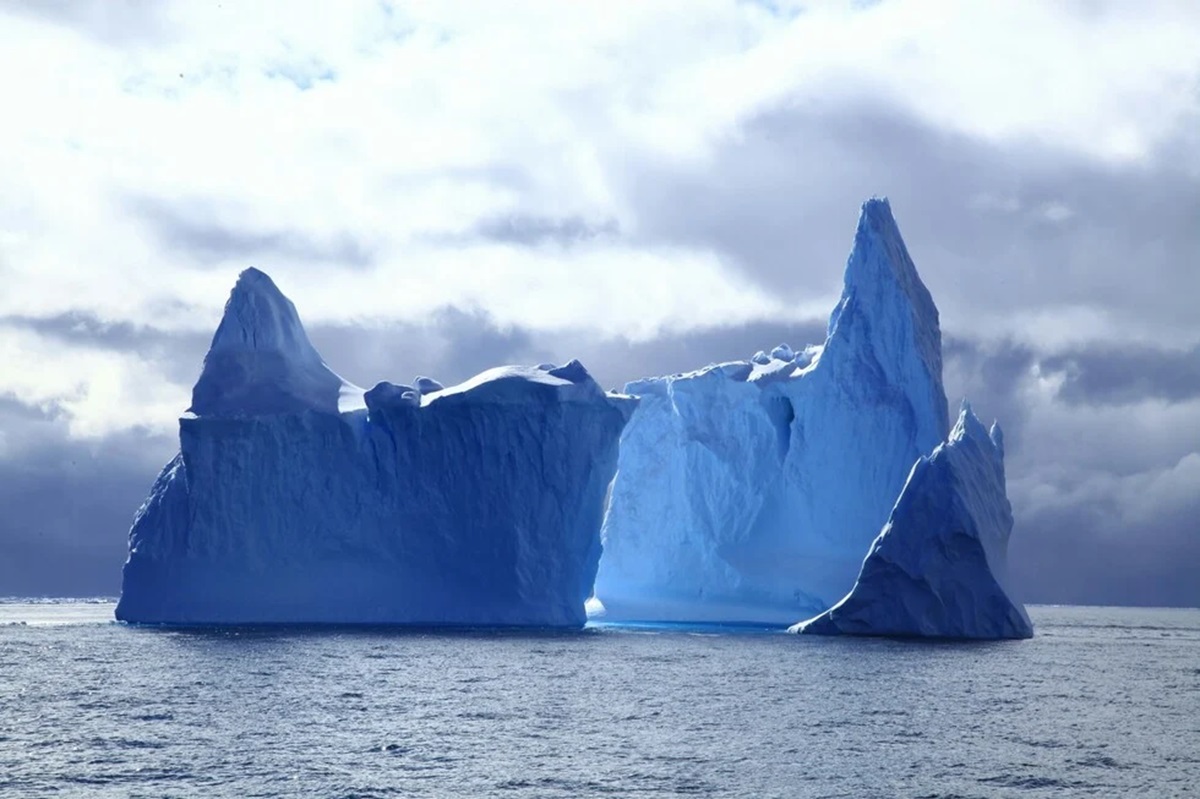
[
  {"left": 117, "top": 269, "right": 635, "bottom": 627},
  {"left": 594, "top": 198, "right": 951, "bottom": 624},
  {"left": 791, "top": 404, "right": 1034, "bottom": 640}
]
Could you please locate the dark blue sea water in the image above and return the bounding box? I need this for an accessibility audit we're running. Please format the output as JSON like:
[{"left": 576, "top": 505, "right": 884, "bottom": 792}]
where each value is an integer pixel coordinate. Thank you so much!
[{"left": 1, "top": 602, "right": 1197, "bottom": 798}]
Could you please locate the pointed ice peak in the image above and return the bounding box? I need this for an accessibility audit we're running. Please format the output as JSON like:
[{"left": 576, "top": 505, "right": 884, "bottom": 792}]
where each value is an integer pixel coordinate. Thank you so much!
[
  {"left": 839, "top": 197, "right": 936, "bottom": 320},
  {"left": 857, "top": 195, "right": 898, "bottom": 234},
  {"left": 822, "top": 197, "right": 949, "bottom": 440},
  {"left": 234, "top": 265, "right": 277, "bottom": 292},
  {"left": 190, "top": 268, "right": 362, "bottom": 417},
  {"left": 208, "top": 267, "right": 315, "bottom": 357},
  {"left": 989, "top": 420, "right": 1005, "bottom": 458},
  {"left": 949, "top": 400, "right": 996, "bottom": 452}
]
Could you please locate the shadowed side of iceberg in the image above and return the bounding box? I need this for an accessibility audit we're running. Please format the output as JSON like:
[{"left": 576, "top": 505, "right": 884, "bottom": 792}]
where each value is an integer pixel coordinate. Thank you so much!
[
  {"left": 790, "top": 403, "right": 1033, "bottom": 640},
  {"left": 116, "top": 269, "right": 635, "bottom": 628}
]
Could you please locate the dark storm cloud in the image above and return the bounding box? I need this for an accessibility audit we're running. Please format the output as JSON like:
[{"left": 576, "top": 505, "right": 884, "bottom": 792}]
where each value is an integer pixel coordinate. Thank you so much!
[
  {"left": 559, "top": 320, "right": 828, "bottom": 391},
  {"left": 4, "top": 311, "right": 191, "bottom": 352},
  {"left": 0, "top": 397, "right": 174, "bottom": 597},
  {"left": 934, "top": 335, "right": 1200, "bottom": 608},
  {"left": 127, "top": 195, "right": 375, "bottom": 268},
  {"left": 1040, "top": 344, "right": 1200, "bottom": 407},
  {"left": 1009, "top": 485, "right": 1200, "bottom": 609},
  {"left": 307, "top": 310, "right": 543, "bottom": 391},
  {"left": 942, "top": 336, "right": 1036, "bottom": 451}
]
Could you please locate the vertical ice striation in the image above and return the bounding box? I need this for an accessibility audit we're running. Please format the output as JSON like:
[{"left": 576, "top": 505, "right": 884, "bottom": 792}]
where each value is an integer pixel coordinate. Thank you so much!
[
  {"left": 117, "top": 269, "right": 635, "bottom": 627},
  {"left": 791, "top": 403, "right": 1033, "bottom": 639},
  {"left": 594, "top": 198, "right": 952, "bottom": 623}
]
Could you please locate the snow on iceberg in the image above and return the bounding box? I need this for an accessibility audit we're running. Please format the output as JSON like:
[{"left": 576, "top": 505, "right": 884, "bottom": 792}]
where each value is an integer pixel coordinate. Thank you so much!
[
  {"left": 791, "top": 403, "right": 1034, "bottom": 639},
  {"left": 116, "top": 268, "right": 635, "bottom": 627},
  {"left": 593, "top": 198, "right": 951, "bottom": 624}
]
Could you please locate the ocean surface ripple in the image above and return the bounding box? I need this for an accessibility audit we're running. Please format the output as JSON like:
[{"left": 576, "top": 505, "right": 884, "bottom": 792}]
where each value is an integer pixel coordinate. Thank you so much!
[{"left": 1, "top": 603, "right": 1197, "bottom": 798}]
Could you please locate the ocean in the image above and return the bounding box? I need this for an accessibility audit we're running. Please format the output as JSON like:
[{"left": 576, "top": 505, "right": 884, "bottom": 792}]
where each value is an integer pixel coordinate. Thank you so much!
[{"left": 1, "top": 602, "right": 1196, "bottom": 798}]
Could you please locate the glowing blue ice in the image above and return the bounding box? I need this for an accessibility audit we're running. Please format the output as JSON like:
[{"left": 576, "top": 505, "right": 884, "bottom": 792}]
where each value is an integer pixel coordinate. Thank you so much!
[{"left": 594, "top": 199, "right": 952, "bottom": 624}]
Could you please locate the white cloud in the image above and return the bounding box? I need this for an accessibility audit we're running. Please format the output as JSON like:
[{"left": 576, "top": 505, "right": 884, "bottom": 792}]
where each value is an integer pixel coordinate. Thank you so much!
[
  {"left": 0, "top": 324, "right": 189, "bottom": 438},
  {"left": 0, "top": 0, "right": 1197, "bottom": 433},
  {"left": 1040, "top": 202, "right": 1075, "bottom": 223}
]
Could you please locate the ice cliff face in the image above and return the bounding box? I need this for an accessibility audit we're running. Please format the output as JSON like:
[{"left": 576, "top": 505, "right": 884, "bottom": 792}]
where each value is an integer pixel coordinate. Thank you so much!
[
  {"left": 116, "top": 269, "right": 635, "bottom": 627},
  {"left": 594, "top": 198, "right": 951, "bottom": 623},
  {"left": 791, "top": 404, "right": 1034, "bottom": 639}
]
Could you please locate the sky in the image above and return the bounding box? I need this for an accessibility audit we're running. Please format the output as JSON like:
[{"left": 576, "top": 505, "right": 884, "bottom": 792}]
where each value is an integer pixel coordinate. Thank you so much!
[{"left": 1, "top": 0, "right": 1197, "bottom": 606}]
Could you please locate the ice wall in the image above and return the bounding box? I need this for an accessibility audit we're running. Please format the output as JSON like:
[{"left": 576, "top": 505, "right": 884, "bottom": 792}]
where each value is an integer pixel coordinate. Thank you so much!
[{"left": 116, "top": 269, "right": 635, "bottom": 627}]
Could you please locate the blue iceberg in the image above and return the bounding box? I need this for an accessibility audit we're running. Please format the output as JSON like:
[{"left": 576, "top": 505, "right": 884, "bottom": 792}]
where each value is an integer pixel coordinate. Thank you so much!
[
  {"left": 594, "top": 198, "right": 954, "bottom": 624},
  {"left": 791, "top": 403, "right": 1034, "bottom": 639},
  {"left": 116, "top": 268, "right": 635, "bottom": 627}
]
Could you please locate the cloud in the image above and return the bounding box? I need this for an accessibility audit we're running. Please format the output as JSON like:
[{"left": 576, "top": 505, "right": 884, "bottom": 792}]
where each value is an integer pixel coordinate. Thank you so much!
[
  {"left": 1, "top": 1, "right": 1198, "bottom": 604},
  {"left": 1040, "top": 344, "right": 1200, "bottom": 406},
  {"left": 0, "top": 396, "right": 173, "bottom": 596},
  {"left": 1, "top": 0, "right": 1196, "bottom": 345},
  {"left": 0, "top": 322, "right": 191, "bottom": 438},
  {"left": 621, "top": 103, "right": 1200, "bottom": 349},
  {"left": 0, "top": 0, "right": 173, "bottom": 47},
  {"left": 127, "top": 194, "right": 375, "bottom": 267},
  {"left": 941, "top": 335, "right": 1200, "bottom": 607},
  {"left": 470, "top": 214, "right": 620, "bottom": 247},
  {"left": 1009, "top": 452, "right": 1200, "bottom": 608}
]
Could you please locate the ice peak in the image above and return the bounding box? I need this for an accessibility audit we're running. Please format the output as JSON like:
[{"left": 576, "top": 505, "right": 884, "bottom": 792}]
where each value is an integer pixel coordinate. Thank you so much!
[
  {"left": 190, "top": 268, "right": 362, "bottom": 416},
  {"left": 950, "top": 400, "right": 984, "bottom": 440},
  {"left": 839, "top": 197, "right": 933, "bottom": 319},
  {"left": 989, "top": 420, "right": 1005, "bottom": 457},
  {"left": 858, "top": 195, "right": 897, "bottom": 233},
  {"left": 235, "top": 265, "right": 274, "bottom": 288},
  {"left": 209, "top": 268, "right": 313, "bottom": 356},
  {"left": 822, "top": 197, "right": 950, "bottom": 439}
]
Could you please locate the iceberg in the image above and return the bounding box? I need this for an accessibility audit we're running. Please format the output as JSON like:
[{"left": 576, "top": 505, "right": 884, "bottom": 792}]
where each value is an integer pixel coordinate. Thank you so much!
[
  {"left": 791, "top": 404, "right": 1034, "bottom": 639},
  {"left": 594, "top": 198, "right": 952, "bottom": 623},
  {"left": 116, "top": 268, "right": 635, "bottom": 627}
]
